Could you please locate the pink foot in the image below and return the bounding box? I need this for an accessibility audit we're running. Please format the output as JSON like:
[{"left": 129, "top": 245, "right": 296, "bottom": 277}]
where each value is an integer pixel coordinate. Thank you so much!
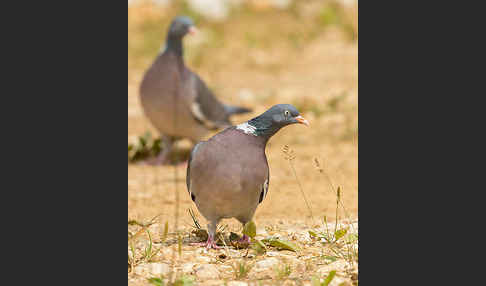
[
  {"left": 238, "top": 234, "right": 251, "bottom": 244},
  {"left": 190, "top": 235, "right": 221, "bottom": 249},
  {"left": 177, "top": 160, "right": 189, "bottom": 168},
  {"left": 144, "top": 153, "right": 170, "bottom": 165}
]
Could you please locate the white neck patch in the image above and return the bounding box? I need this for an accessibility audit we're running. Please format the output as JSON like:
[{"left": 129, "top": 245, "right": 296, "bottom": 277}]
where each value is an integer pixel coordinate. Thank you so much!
[
  {"left": 160, "top": 44, "right": 167, "bottom": 54},
  {"left": 236, "top": 122, "right": 257, "bottom": 136}
]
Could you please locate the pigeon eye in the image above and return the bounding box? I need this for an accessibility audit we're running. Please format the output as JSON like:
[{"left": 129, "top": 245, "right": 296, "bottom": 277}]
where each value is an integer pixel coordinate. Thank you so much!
[{"left": 284, "top": 110, "right": 290, "bottom": 117}]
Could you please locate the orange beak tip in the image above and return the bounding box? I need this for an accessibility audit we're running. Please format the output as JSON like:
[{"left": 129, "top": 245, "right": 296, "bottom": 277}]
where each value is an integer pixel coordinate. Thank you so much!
[
  {"left": 188, "top": 26, "right": 198, "bottom": 35},
  {"left": 295, "top": 115, "right": 310, "bottom": 127}
]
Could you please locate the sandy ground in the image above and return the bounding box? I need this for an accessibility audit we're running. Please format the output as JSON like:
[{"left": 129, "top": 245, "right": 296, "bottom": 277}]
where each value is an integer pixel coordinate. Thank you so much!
[{"left": 128, "top": 220, "right": 358, "bottom": 285}]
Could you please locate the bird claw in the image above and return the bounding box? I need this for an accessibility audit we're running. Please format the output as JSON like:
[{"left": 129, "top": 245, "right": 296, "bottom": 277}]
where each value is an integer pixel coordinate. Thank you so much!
[
  {"left": 190, "top": 233, "right": 221, "bottom": 249},
  {"left": 232, "top": 234, "right": 251, "bottom": 249},
  {"left": 238, "top": 234, "right": 251, "bottom": 244},
  {"left": 144, "top": 154, "right": 170, "bottom": 165},
  {"left": 190, "top": 241, "right": 221, "bottom": 249}
]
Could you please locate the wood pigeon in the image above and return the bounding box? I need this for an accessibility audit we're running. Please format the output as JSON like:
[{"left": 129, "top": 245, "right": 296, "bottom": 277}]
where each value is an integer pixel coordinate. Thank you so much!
[
  {"left": 186, "top": 104, "right": 309, "bottom": 248},
  {"left": 139, "top": 16, "right": 252, "bottom": 164}
]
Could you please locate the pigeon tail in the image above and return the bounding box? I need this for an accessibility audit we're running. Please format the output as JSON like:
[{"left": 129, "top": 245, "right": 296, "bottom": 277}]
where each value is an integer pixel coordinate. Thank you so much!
[{"left": 224, "top": 105, "right": 252, "bottom": 116}]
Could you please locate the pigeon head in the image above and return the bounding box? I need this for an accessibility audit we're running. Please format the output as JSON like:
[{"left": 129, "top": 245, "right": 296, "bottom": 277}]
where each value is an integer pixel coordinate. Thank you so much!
[
  {"left": 237, "top": 104, "right": 309, "bottom": 140},
  {"left": 168, "top": 16, "right": 197, "bottom": 38},
  {"left": 165, "top": 16, "right": 197, "bottom": 57}
]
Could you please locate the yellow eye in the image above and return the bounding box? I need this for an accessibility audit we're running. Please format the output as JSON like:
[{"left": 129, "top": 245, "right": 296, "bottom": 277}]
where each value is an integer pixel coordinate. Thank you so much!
[{"left": 284, "top": 110, "right": 290, "bottom": 117}]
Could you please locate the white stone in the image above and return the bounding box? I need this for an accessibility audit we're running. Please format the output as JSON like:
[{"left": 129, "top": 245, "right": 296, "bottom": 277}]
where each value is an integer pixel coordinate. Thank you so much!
[
  {"left": 316, "top": 260, "right": 348, "bottom": 276},
  {"left": 328, "top": 276, "right": 348, "bottom": 286},
  {"left": 203, "top": 280, "right": 226, "bottom": 286},
  {"left": 182, "top": 262, "right": 196, "bottom": 274},
  {"left": 265, "top": 251, "right": 279, "bottom": 257},
  {"left": 196, "top": 255, "right": 212, "bottom": 263},
  {"left": 148, "top": 263, "right": 171, "bottom": 276},
  {"left": 254, "top": 257, "right": 279, "bottom": 271},
  {"left": 133, "top": 265, "right": 148, "bottom": 276},
  {"left": 256, "top": 227, "right": 268, "bottom": 237},
  {"left": 227, "top": 281, "right": 249, "bottom": 286},
  {"left": 195, "top": 264, "right": 220, "bottom": 280}
]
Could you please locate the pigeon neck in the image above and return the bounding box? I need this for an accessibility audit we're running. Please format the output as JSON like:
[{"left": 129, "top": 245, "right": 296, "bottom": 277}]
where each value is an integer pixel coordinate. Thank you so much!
[
  {"left": 166, "top": 35, "right": 184, "bottom": 57},
  {"left": 236, "top": 117, "right": 281, "bottom": 142}
]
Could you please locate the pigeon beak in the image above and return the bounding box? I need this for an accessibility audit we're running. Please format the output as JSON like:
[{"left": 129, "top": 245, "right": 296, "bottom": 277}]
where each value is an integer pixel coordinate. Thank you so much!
[
  {"left": 188, "top": 26, "right": 198, "bottom": 35},
  {"left": 295, "top": 115, "right": 310, "bottom": 126}
]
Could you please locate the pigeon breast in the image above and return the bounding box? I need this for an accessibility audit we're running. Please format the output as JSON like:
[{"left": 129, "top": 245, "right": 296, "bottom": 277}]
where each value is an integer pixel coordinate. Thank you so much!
[{"left": 188, "top": 127, "right": 269, "bottom": 222}]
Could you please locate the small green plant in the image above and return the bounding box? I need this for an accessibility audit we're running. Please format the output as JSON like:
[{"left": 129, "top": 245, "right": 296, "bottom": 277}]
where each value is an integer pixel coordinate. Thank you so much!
[
  {"left": 231, "top": 260, "right": 254, "bottom": 279},
  {"left": 128, "top": 131, "right": 162, "bottom": 162},
  {"left": 144, "top": 229, "right": 157, "bottom": 262},
  {"left": 161, "top": 221, "right": 169, "bottom": 243},
  {"left": 312, "top": 158, "right": 358, "bottom": 267},
  {"left": 311, "top": 270, "right": 337, "bottom": 286},
  {"left": 243, "top": 220, "right": 257, "bottom": 238},
  {"left": 128, "top": 216, "right": 162, "bottom": 271},
  {"left": 283, "top": 145, "right": 315, "bottom": 224},
  {"left": 275, "top": 263, "right": 292, "bottom": 280},
  {"left": 261, "top": 237, "right": 300, "bottom": 252},
  {"left": 241, "top": 221, "right": 268, "bottom": 254},
  {"left": 148, "top": 274, "right": 194, "bottom": 286},
  {"left": 308, "top": 214, "right": 357, "bottom": 266},
  {"left": 173, "top": 275, "right": 195, "bottom": 286},
  {"left": 148, "top": 276, "right": 165, "bottom": 286},
  {"left": 251, "top": 239, "right": 267, "bottom": 255}
]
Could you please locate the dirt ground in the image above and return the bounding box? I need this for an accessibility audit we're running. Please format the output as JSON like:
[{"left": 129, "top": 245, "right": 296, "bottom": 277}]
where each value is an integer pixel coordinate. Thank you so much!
[{"left": 128, "top": 1, "right": 357, "bottom": 284}]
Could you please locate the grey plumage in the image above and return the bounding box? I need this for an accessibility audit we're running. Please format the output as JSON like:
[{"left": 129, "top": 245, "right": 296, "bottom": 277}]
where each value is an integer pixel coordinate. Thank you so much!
[
  {"left": 186, "top": 104, "right": 309, "bottom": 248},
  {"left": 139, "top": 16, "right": 251, "bottom": 164}
]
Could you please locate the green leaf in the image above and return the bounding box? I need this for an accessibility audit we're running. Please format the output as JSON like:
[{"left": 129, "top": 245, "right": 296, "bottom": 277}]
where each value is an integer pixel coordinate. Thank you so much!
[
  {"left": 252, "top": 238, "right": 267, "bottom": 254},
  {"left": 178, "top": 234, "right": 182, "bottom": 256},
  {"left": 345, "top": 233, "right": 358, "bottom": 244},
  {"left": 320, "top": 233, "right": 332, "bottom": 243},
  {"left": 311, "top": 275, "right": 321, "bottom": 286},
  {"left": 152, "top": 138, "right": 162, "bottom": 155},
  {"left": 173, "top": 275, "right": 194, "bottom": 286},
  {"left": 334, "top": 228, "right": 347, "bottom": 241},
  {"left": 161, "top": 221, "right": 168, "bottom": 242},
  {"left": 322, "top": 270, "right": 336, "bottom": 286},
  {"left": 147, "top": 277, "right": 164, "bottom": 286},
  {"left": 127, "top": 219, "right": 140, "bottom": 226},
  {"left": 262, "top": 238, "right": 300, "bottom": 252},
  {"left": 243, "top": 221, "right": 256, "bottom": 238},
  {"left": 143, "top": 131, "right": 152, "bottom": 143},
  {"left": 145, "top": 229, "right": 153, "bottom": 257},
  {"left": 322, "top": 255, "right": 338, "bottom": 262},
  {"left": 309, "top": 230, "right": 319, "bottom": 238},
  {"left": 188, "top": 208, "right": 201, "bottom": 229},
  {"left": 139, "top": 136, "right": 147, "bottom": 148}
]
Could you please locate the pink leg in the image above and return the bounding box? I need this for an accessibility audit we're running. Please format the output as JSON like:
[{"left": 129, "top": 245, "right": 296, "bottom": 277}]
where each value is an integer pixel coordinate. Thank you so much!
[
  {"left": 238, "top": 234, "right": 251, "bottom": 244},
  {"left": 145, "top": 149, "right": 170, "bottom": 165},
  {"left": 190, "top": 233, "right": 221, "bottom": 249},
  {"left": 145, "top": 135, "right": 173, "bottom": 165}
]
